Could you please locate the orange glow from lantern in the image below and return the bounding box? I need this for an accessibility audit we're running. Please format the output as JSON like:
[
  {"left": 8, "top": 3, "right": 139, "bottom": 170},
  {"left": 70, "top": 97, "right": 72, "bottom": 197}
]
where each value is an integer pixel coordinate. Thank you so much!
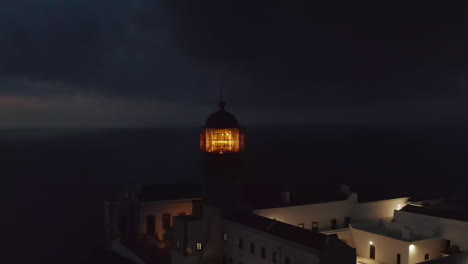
[{"left": 201, "top": 128, "right": 244, "bottom": 154}]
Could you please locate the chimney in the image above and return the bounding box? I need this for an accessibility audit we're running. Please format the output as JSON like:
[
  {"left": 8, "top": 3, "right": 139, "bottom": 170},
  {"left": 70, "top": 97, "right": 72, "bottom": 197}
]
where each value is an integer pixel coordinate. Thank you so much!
[
  {"left": 402, "top": 226, "right": 411, "bottom": 241},
  {"left": 340, "top": 184, "right": 351, "bottom": 196},
  {"left": 280, "top": 190, "right": 291, "bottom": 204}
]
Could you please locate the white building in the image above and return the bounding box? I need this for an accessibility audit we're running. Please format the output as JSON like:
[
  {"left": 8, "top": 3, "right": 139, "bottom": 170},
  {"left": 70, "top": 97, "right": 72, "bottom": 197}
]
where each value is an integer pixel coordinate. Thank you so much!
[{"left": 105, "top": 102, "right": 467, "bottom": 264}]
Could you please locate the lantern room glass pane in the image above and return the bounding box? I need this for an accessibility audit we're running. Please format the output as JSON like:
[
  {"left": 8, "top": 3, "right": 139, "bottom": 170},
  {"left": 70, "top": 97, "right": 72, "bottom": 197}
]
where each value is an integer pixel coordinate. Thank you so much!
[{"left": 204, "top": 128, "right": 240, "bottom": 153}]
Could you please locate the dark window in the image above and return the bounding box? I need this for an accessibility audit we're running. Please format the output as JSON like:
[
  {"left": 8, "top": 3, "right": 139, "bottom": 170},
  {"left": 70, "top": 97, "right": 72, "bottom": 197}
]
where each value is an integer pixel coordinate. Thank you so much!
[
  {"left": 425, "top": 253, "right": 430, "bottom": 260},
  {"left": 261, "top": 247, "right": 266, "bottom": 259},
  {"left": 344, "top": 217, "right": 351, "bottom": 227},
  {"left": 250, "top": 242, "right": 255, "bottom": 254},
  {"left": 285, "top": 256, "right": 291, "bottom": 264},
  {"left": 238, "top": 238, "right": 243, "bottom": 249},
  {"left": 397, "top": 253, "right": 401, "bottom": 264},
  {"left": 176, "top": 241, "right": 180, "bottom": 248},
  {"left": 223, "top": 255, "right": 227, "bottom": 264},
  {"left": 162, "top": 213, "right": 171, "bottom": 229},
  {"left": 178, "top": 212, "right": 186, "bottom": 216},
  {"left": 118, "top": 214, "right": 128, "bottom": 233},
  {"left": 229, "top": 256, "right": 233, "bottom": 264},
  {"left": 192, "top": 200, "right": 203, "bottom": 217},
  {"left": 146, "top": 215, "right": 155, "bottom": 235},
  {"left": 298, "top": 223, "right": 304, "bottom": 228},
  {"left": 272, "top": 251, "right": 278, "bottom": 263},
  {"left": 312, "top": 221, "right": 318, "bottom": 232},
  {"left": 331, "top": 219, "right": 337, "bottom": 230},
  {"left": 223, "top": 232, "right": 228, "bottom": 241}
]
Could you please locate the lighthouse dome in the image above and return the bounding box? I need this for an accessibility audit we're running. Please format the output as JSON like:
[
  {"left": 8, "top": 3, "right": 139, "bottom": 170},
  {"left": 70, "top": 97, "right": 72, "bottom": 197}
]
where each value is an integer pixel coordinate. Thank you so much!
[{"left": 205, "top": 101, "right": 239, "bottom": 129}]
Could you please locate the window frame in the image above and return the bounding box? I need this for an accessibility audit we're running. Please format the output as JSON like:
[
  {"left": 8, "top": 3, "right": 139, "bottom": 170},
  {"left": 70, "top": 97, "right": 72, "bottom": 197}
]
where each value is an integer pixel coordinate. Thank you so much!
[
  {"left": 312, "top": 221, "right": 318, "bottom": 232},
  {"left": 196, "top": 242, "right": 203, "bottom": 251},
  {"left": 238, "top": 238, "right": 243, "bottom": 249}
]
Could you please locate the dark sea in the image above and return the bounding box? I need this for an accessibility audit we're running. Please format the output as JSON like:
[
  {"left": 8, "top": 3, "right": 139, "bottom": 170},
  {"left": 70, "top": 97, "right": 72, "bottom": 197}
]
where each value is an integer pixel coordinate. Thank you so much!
[{"left": 2, "top": 124, "right": 467, "bottom": 263}]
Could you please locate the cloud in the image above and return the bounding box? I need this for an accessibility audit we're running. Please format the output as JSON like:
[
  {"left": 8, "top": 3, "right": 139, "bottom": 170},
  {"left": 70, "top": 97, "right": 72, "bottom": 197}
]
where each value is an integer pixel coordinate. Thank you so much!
[
  {"left": 0, "top": 1, "right": 468, "bottom": 127},
  {"left": 161, "top": 2, "right": 468, "bottom": 105}
]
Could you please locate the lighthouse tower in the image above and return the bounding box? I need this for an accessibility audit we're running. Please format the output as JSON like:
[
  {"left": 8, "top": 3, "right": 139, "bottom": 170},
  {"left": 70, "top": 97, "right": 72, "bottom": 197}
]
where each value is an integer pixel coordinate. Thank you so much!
[{"left": 200, "top": 100, "right": 246, "bottom": 206}]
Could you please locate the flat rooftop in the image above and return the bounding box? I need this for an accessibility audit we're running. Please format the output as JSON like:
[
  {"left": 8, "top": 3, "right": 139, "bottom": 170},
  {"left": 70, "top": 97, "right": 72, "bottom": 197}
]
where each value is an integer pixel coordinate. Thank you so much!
[
  {"left": 351, "top": 220, "right": 435, "bottom": 242},
  {"left": 401, "top": 203, "right": 468, "bottom": 222}
]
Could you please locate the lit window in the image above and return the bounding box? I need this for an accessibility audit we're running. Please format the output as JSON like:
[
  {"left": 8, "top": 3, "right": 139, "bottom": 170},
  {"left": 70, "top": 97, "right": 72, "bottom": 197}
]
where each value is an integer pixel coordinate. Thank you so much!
[
  {"left": 223, "top": 232, "right": 228, "bottom": 241},
  {"left": 176, "top": 241, "right": 180, "bottom": 248},
  {"left": 298, "top": 223, "right": 304, "bottom": 228},
  {"left": 196, "top": 242, "right": 203, "bottom": 251}
]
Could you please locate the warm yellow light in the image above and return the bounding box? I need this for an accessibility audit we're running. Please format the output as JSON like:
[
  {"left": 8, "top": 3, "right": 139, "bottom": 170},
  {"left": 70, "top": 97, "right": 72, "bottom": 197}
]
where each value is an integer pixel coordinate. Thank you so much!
[
  {"left": 196, "top": 242, "right": 203, "bottom": 250},
  {"left": 203, "top": 128, "right": 241, "bottom": 154},
  {"left": 409, "top": 244, "right": 415, "bottom": 250},
  {"left": 369, "top": 241, "right": 373, "bottom": 245}
]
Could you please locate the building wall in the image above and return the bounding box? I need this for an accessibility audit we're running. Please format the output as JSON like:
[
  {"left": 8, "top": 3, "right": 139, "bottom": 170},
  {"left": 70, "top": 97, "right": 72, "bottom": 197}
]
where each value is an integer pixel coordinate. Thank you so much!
[
  {"left": 393, "top": 210, "right": 468, "bottom": 251},
  {"left": 107, "top": 200, "right": 140, "bottom": 235},
  {"left": 140, "top": 199, "right": 196, "bottom": 240},
  {"left": 329, "top": 229, "right": 355, "bottom": 248},
  {"left": 409, "top": 238, "right": 449, "bottom": 264},
  {"left": 223, "top": 221, "right": 321, "bottom": 264},
  {"left": 351, "top": 227, "right": 448, "bottom": 264},
  {"left": 171, "top": 205, "right": 225, "bottom": 264},
  {"left": 253, "top": 194, "right": 357, "bottom": 232},
  {"left": 353, "top": 197, "right": 409, "bottom": 221},
  {"left": 351, "top": 227, "right": 410, "bottom": 264}
]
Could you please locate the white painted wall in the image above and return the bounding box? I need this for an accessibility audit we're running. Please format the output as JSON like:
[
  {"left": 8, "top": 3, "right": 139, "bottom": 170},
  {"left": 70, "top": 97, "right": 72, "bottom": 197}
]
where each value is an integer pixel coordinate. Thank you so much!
[
  {"left": 351, "top": 226, "right": 448, "bottom": 264},
  {"left": 140, "top": 199, "right": 197, "bottom": 240},
  {"left": 409, "top": 238, "right": 449, "bottom": 264},
  {"left": 351, "top": 227, "right": 410, "bottom": 264},
  {"left": 393, "top": 210, "right": 468, "bottom": 251},
  {"left": 111, "top": 239, "right": 146, "bottom": 264},
  {"left": 254, "top": 194, "right": 357, "bottom": 232},
  {"left": 223, "top": 220, "right": 321, "bottom": 264},
  {"left": 353, "top": 197, "right": 409, "bottom": 221}
]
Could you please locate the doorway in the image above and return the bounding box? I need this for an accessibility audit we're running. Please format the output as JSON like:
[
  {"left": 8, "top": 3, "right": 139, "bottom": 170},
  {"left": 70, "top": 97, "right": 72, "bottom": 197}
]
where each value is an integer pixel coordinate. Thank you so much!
[{"left": 370, "top": 245, "right": 376, "bottom": 259}]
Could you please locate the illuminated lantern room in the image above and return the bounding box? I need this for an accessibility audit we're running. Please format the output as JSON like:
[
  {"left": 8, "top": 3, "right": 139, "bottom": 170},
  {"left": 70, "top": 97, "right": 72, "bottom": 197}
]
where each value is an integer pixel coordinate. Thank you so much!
[{"left": 200, "top": 101, "right": 245, "bottom": 154}]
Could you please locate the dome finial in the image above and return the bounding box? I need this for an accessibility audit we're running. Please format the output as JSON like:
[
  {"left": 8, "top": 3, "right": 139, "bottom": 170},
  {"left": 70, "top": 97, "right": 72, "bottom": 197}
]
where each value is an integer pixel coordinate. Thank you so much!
[{"left": 219, "top": 100, "right": 226, "bottom": 110}]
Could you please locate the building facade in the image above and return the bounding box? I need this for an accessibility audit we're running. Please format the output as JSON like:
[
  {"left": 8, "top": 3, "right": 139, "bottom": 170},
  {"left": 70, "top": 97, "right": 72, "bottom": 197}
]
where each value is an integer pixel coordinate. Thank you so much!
[{"left": 105, "top": 101, "right": 467, "bottom": 264}]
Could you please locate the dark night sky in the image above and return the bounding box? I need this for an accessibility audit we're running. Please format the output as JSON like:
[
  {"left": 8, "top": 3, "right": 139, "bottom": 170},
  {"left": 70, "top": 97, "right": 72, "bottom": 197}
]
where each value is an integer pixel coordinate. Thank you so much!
[{"left": 1, "top": 2, "right": 468, "bottom": 128}]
